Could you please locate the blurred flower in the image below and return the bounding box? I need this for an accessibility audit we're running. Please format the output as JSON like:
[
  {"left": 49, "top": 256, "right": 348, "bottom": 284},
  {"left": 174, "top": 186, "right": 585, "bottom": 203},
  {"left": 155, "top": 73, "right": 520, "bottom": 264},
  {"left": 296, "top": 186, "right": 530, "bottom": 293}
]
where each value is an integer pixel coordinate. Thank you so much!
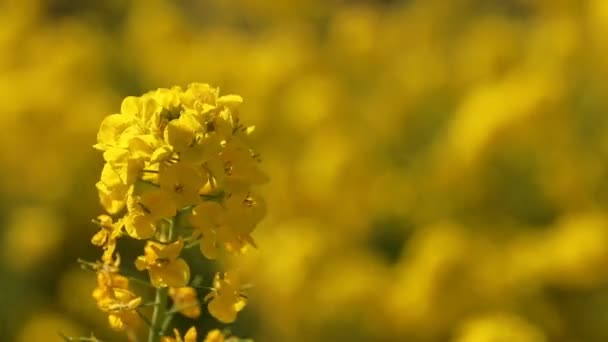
[
  {"left": 2, "top": 206, "right": 64, "bottom": 272},
  {"left": 169, "top": 286, "right": 201, "bottom": 319},
  {"left": 454, "top": 313, "right": 546, "bottom": 342},
  {"left": 16, "top": 312, "right": 83, "bottom": 342}
]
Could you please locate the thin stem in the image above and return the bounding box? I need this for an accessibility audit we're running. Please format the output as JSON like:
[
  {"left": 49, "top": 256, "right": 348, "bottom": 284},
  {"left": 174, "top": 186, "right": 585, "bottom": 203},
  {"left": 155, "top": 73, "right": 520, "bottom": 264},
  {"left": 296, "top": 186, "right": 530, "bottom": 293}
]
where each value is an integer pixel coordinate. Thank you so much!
[
  {"left": 58, "top": 332, "right": 107, "bottom": 342},
  {"left": 148, "top": 214, "right": 174, "bottom": 342},
  {"left": 128, "top": 276, "right": 155, "bottom": 288},
  {"left": 160, "top": 311, "right": 174, "bottom": 336},
  {"left": 147, "top": 287, "right": 168, "bottom": 342},
  {"left": 184, "top": 238, "right": 201, "bottom": 249}
]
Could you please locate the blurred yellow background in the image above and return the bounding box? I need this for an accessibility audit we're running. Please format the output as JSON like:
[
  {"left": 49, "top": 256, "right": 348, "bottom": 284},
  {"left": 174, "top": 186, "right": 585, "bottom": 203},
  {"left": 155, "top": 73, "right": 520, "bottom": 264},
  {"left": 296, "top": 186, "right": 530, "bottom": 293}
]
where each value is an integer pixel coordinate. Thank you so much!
[{"left": 3, "top": 0, "right": 608, "bottom": 341}]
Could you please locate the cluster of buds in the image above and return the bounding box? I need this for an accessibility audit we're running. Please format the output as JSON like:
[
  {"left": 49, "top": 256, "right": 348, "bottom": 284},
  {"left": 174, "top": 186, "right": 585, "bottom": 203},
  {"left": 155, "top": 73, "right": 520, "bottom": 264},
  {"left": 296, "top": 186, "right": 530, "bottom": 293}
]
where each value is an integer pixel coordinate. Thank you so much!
[{"left": 87, "top": 83, "right": 266, "bottom": 341}]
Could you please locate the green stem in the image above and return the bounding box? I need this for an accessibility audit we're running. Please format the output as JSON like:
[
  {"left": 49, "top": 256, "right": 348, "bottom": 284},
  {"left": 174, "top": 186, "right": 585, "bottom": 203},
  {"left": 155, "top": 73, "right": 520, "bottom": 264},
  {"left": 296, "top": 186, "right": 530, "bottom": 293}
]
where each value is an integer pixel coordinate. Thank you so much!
[{"left": 148, "top": 287, "right": 168, "bottom": 342}]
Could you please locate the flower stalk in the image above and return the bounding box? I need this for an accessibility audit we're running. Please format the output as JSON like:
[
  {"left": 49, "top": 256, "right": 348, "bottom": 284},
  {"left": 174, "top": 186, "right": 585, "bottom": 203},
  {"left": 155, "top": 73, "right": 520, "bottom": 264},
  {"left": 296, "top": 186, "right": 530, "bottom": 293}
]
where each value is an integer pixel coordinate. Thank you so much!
[{"left": 148, "top": 286, "right": 168, "bottom": 342}]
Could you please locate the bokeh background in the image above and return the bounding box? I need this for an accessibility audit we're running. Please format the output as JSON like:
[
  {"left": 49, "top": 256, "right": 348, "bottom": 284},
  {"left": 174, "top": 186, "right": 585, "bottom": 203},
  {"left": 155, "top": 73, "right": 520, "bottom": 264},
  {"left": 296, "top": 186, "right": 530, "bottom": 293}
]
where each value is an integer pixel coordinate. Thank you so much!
[{"left": 3, "top": 0, "right": 608, "bottom": 341}]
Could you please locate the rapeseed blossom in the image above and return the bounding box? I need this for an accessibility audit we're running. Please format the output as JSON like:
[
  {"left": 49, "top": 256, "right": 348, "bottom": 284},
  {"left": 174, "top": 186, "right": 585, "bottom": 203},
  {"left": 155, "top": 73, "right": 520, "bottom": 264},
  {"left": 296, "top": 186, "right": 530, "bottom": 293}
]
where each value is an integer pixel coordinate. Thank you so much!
[{"left": 84, "top": 83, "right": 266, "bottom": 341}]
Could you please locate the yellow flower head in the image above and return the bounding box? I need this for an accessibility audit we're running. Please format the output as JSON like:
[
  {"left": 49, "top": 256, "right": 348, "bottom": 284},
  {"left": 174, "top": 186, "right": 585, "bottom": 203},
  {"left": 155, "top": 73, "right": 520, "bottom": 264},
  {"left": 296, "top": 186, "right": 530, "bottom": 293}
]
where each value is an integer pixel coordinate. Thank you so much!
[
  {"left": 91, "top": 83, "right": 265, "bottom": 336},
  {"left": 135, "top": 239, "right": 190, "bottom": 288}
]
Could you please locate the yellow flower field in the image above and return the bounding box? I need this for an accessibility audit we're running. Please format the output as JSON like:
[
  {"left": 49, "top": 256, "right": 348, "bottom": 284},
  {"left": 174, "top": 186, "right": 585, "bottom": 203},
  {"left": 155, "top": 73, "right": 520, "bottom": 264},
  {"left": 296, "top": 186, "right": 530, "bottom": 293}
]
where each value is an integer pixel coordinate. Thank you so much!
[{"left": 3, "top": 0, "right": 608, "bottom": 341}]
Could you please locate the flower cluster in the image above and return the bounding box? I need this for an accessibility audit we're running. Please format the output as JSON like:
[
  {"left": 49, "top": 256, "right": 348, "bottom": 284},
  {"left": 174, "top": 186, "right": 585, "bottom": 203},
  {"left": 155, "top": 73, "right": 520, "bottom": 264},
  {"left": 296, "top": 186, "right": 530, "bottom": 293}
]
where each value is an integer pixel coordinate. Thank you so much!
[{"left": 89, "top": 83, "right": 266, "bottom": 340}]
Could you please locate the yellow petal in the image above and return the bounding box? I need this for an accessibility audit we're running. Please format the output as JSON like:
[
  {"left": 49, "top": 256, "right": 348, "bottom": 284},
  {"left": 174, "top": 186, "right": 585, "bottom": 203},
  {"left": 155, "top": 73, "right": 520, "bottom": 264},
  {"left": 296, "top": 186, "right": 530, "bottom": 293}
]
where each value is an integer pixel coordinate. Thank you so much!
[
  {"left": 108, "top": 314, "right": 125, "bottom": 330},
  {"left": 129, "top": 134, "right": 162, "bottom": 160},
  {"left": 203, "top": 329, "right": 225, "bottom": 342},
  {"left": 190, "top": 201, "right": 222, "bottom": 231},
  {"left": 91, "top": 229, "right": 108, "bottom": 246},
  {"left": 208, "top": 296, "right": 238, "bottom": 323},
  {"left": 138, "top": 190, "right": 178, "bottom": 219},
  {"left": 200, "top": 234, "right": 219, "bottom": 260},
  {"left": 151, "top": 145, "right": 175, "bottom": 163},
  {"left": 164, "top": 114, "right": 201, "bottom": 152},
  {"left": 158, "top": 239, "right": 185, "bottom": 260},
  {"left": 96, "top": 181, "right": 128, "bottom": 214},
  {"left": 135, "top": 256, "right": 148, "bottom": 271},
  {"left": 96, "top": 114, "right": 135, "bottom": 150},
  {"left": 149, "top": 259, "right": 190, "bottom": 288},
  {"left": 184, "top": 327, "right": 198, "bottom": 342},
  {"left": 121, "top": 96, "right": 140, "bottom": 117},
  {"left": 217, "top": 94, "right": 243, "bottom": 107},
  {"left": 125, "top": 213, "right": 156, "bottom": 240}
]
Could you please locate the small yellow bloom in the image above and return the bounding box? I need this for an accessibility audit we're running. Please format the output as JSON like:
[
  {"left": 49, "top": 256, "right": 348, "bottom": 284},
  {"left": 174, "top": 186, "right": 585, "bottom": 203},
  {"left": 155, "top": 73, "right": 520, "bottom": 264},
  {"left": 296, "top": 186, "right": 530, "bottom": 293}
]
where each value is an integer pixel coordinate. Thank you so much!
[
  {"left": 159, "top": 162, "right": 207, "bottom": 208},
  {"left": 125, "top": 190, "right": 177, "bottom": 239},
  {"left": 96, "top": 163, "right": 131, "bottom": 214},
  {"left": 168, "top": 286, "right": 201, "bottom": 319},
  {"left": 92, "top": 253, "right": 141, "bottom": 332},
  {"left": 208, "top": 138, "right": 268, "bottom": 193},
  {"left": 161, "top": 327, "right": 197, "bottom": 342},
  {"left": 94, "top": 113, "right": 137, "bottom": 151},
  {"left": 91, "top": 215, "right": 122, "bottom": 247},
  {"left": 180, "top": 83, "right": 219, "bottom": 110},
  {"left": 91, "top": 215, "right": 123, "bottom": 262},
  {"left": 219, "top": 191, "right": 265, "bottom": 253},
  {"left": 189, "top": 201, "right": 223, "bottom": 259},
  {"left": 203, "top": 329, "right": 225, "bottom": 342},
  {"left": 128, "top": 134, "right": 166, "bottom": 161},
  {"left": 205, "top": 271, "right": 247, "bottom": 323},
  {"left": 164, "top": 112, "right": 221, "bottom": 164},
  {"left": 121, "top": 94, "right": 163, "bottom": 129},
  {"left": 135, "top": 240, "right": 190, "bottom": 288}
]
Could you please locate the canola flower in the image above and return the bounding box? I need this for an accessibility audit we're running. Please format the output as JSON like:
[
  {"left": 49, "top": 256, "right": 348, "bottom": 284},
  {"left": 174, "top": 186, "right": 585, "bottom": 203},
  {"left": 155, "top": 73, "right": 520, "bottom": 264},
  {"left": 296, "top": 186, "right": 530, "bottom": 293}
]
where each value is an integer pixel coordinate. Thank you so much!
[{"left": 78, "top": 83, "right": 266, "bottom": 342}]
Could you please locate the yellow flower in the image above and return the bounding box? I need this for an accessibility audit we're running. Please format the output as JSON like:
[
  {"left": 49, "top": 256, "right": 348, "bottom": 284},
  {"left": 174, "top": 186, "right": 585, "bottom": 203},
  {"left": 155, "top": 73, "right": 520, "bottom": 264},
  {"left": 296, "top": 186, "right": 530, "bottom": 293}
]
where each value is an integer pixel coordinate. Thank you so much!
[
  {"left": 161, "top": 327, "right": 197, "bottom": 342},
  {"left": 92, "top": 252, "right": 141, "bottom": 332},
  {"left": 128, "top": 134, "right": 167, "bottom": 161},
  {"left": 203, "top": 329, "right": 225, "bottom": 342},
  {"left": 91, "top": 83, "right": 265, "bottom": 336},
  {"left": 189, "top": 201, "right": 223, "bottom": 259},
  {"left": 159, "top": 162, "right": 207, "bottom": 208},
  {"left": 205, "top": 271, "right": 247, "bottom": 323},
  {"left": 168, "top": 286, "right": 201, "bottom": 319},
  {"left": 120, "top": 94, "right": 164, "bottom": 131},
  {"left": 153, "top": 87, "right": 183, "bottom": 111},
  {"left": 180, "top": 83, "right": 219, "bottom": 110},
  {"left": 102, "top": 147, "right": 146, "bottom": 186},
  {"left": 125, "top": 190, "right": 177, "bottom": 239},
  {"left": 94, "top": 113, "right": 137, "bottom": 151},
  {"left": 208, "top": 138, "right": 268, "bottom": 193},
  {"left": 135, "top": 239, "right": 190, "bottom": 288},
  {"left": 189, "top": 191, "right": 264, "bottom": 258},
  {"left": 91, "top": 215, "right": 122, "bottom": 247},
  {"left": 164, "top": 112, "right": 221, "bottom": 164},
  {"left": 91, "top": 215, "right": 123, "bottom": 262},
  {"left": 96, "top": 162, "right": 131, "bottom": 214},
  {"left": 219, "top": 191, "right": 265, "bottom": 253},
  {"left": 98, "top": 288, "right": 142, "bottom": 330}
]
